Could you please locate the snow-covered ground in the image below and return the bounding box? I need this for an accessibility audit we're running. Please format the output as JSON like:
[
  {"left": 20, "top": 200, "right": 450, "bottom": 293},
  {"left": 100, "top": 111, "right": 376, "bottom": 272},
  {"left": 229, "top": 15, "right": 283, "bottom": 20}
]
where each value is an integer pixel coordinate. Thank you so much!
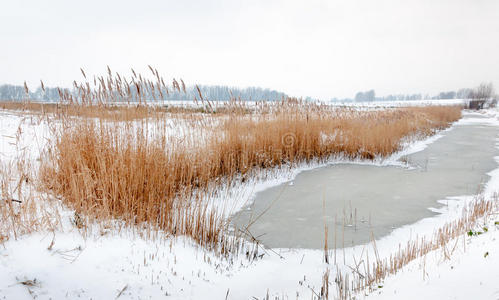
[
  {"left": 0, "top": 108, "right": 498, "bottom": 299},
  {"left": 367, "top": 225, "right": 499, "bottom": 300},
  {"left": 327, "top": 99, "right": 467, "bottom": 108}
]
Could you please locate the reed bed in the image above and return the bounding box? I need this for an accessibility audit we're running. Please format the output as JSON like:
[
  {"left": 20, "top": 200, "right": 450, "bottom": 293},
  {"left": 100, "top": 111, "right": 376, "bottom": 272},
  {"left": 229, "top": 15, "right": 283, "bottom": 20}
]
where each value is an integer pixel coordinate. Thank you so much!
[{"left": 37, "top": 98, "right": 461, "bottom": 252}]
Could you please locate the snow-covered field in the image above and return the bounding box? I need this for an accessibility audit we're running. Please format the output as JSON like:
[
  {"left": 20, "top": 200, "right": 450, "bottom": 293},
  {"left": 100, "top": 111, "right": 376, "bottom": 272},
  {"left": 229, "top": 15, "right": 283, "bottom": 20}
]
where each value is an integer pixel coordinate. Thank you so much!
[
  {"left": 0, "top": 108, "right": 498, "bottom": 299},
  {"left": 327, "top": 99, "right": 467, "bottom": 108}
]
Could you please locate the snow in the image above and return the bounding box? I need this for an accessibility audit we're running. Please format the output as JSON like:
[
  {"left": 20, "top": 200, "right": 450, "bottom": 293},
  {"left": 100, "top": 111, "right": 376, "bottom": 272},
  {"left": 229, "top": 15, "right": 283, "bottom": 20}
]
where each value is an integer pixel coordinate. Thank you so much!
[
  {"left": 0, "top": 230, "right": 242, "bottom": 299},
  {"left": 0, "top": 111, "right": 51, "bottom": 163},
  {"left": 328, "top": 99, "right": 467, "bottom": 108},
  {"left": 366, "top": 227, "right": 499, "bottom": 300},
  {"left": 1, "top": 108, "right": 499, "bottom": 299}
]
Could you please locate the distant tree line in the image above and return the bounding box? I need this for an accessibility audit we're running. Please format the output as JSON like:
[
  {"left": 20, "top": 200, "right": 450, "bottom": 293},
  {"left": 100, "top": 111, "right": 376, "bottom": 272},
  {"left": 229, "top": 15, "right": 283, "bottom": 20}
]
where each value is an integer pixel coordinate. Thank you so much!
[
  {"left": 331, "top": 82, "right": 496, "bottom": 103},
  {"left": 0, "top": 83, "right": 289, "bottom": 102},
  {"left": 1, "top": 81, "right": 496, "bottom": 105},
  {"left": 0, "top": 84, "right": 62, "bottom": 102}
]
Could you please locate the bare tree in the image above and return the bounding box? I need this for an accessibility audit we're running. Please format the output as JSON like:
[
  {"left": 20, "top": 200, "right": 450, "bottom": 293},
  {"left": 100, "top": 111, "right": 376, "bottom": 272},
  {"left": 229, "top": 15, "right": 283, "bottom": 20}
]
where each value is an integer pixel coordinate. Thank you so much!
[
  {"left": 468, "top": 82, "right": 495, "bottom": 109},
  {"left": 470, "top": 82, "right": 494, "bottom": 100}
]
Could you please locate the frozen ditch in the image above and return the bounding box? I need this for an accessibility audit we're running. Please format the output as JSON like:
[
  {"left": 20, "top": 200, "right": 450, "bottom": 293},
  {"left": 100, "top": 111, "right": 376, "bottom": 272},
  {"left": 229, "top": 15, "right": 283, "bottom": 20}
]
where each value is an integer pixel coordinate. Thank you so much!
[{"left": 232, "top": 114, "right": 499, "bottom": 249}]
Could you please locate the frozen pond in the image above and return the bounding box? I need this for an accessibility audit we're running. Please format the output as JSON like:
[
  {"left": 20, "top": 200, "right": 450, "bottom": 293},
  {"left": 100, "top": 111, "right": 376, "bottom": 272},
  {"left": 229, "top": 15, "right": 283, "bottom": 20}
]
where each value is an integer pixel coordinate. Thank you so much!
[{"left": 233, "top": 115, "right": 499, "bottom": 249}]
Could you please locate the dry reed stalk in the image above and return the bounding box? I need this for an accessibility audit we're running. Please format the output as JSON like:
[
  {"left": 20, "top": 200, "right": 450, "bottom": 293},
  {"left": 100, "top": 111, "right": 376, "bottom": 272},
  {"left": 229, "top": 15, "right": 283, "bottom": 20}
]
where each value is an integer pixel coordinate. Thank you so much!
[{"left": 321, "top": 268, "right": 330, "bottom": 299}]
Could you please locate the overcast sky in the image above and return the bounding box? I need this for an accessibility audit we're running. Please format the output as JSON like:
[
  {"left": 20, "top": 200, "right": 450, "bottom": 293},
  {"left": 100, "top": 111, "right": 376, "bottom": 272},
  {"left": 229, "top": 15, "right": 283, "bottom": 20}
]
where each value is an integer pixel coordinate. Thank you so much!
[{"left": 1, "top": 0, "right": 498, "bottom": 99}]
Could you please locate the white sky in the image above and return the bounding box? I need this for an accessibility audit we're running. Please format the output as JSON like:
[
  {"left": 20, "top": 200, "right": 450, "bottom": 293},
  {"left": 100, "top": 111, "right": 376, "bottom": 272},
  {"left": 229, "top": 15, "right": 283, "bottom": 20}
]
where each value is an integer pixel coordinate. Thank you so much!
[{"left": 1, "top": 0, "right": 498, "bottom": 99}]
